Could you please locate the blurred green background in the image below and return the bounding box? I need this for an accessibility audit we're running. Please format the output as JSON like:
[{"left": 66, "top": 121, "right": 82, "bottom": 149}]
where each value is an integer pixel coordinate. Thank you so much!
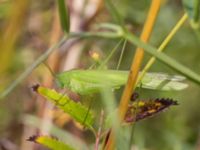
[{"left": 0, "top": 0, "right": 200, "bottom": 150}]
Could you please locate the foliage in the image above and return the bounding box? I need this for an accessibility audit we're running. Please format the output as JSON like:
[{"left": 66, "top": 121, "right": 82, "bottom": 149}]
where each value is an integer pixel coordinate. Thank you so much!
[
  {"left": 32, "top": 84, "right": 94, "bottom": 130},
  {"left": 27, "top": 135, "right": 75, "bottom": 150},
  {"left": 0, "top": 0, "right": 200, "bottom": 150},
  {"left": 57, "top": 0, "right": 70, "bottom": 33}
]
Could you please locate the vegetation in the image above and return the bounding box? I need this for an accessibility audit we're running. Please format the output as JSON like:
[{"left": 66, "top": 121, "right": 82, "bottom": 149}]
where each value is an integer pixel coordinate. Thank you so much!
[{"left": 0, "top": 0, "right": 200, "bottom": 150}]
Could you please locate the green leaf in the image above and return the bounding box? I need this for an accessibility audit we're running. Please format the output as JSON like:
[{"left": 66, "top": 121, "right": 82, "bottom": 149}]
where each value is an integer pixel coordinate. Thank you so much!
[
  {"left": 24, "top": 114, "right": 89, "bottom": 150},
  {"left": 56, "top": 70, "right": 188, "bottom": 95},
  {"left": 57, "top": 0, "right": 70, "bottom": 33},
  {"left": 27, "top": 135, "right": 75, "bottom": 150},
  {"left": 32, "top": 85, "right": 94, "bottom": 129}
]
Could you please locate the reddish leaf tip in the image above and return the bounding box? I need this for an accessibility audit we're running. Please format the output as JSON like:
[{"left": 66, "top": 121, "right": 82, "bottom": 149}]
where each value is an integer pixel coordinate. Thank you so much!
[
  {"left": 26, "top": 135, "right": 38, "bottom": 142},
  {"left": 31, "top": 84, "right": 40, "bottom": 92}
]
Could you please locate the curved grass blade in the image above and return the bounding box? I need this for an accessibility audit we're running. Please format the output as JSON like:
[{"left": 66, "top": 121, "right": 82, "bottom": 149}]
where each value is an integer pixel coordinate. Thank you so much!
[
  {"left": 0, "top": 36, "right": 67, "bottom": 99},
  {"left": 27, "top": 135, "right": 75, "bottom": 150},
  {"left": 124, "top": 31, "right": 200, "bottom": 85},
  {"left": 32, "top": 85, "right": 94, "bottom": 129},
  {"left": 105, "top": 0, "right": 124, "bottom": 28},
  {"left": 70, "top": 26, "right": 200, "bottom": 86},
  {"left": 56, "top": 70, "right": 188, "bottom": 95},
  {"left": 57, "top": 0, "right": 70, "bottom": 33}
]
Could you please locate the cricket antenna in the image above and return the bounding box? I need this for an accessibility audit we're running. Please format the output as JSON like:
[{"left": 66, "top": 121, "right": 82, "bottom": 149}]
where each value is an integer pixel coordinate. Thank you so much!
[{"left": 43, "top": 62, "right": 57, "bottom": 79}]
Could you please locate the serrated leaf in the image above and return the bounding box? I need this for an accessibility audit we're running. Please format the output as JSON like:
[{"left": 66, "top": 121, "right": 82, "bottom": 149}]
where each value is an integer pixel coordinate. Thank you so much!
[
  {"left": 24, "top": 114, "right": 89, "bottom": 150},
  {"left": 124, "top": 98, "right": 178, "bottom": 123},
  {"left": 32, "top": 85, "right": 94, "bottom": 129},
  {"left": 27, "top": 135, "right": 75, "bottom": 150},
  {"left": 56, "top": 70, "right": 188, "bottom": 95},
  {"left": 105, "top": 98, "right": 178, "bottom": 129}
]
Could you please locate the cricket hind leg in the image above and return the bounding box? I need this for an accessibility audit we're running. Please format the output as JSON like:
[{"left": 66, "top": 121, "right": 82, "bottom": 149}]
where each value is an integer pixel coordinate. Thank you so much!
[{"left": 82, "top": 96, "right": 94, "bottom": 129}]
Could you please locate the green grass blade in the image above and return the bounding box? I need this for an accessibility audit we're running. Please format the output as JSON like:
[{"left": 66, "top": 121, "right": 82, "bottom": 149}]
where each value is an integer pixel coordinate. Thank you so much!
[
  {"left": 0, "top": 36, "right": 67, "bottom": 100},
  {"left": 105, "top": 0, "right": 124, "bottom": 28},
  {"left": 194, "top": 0, "right": 200, "bottom": 23},
  {"left": 124, "top": 31, "right": 200, "bottom": 85},
  {"left": 57, "top": 0, "right": 70, "bottom": 33},
  {"left": 182, "top": 0, "right": 200, "bottom": 40},
  {"left": 27, "top": 135, "right": 75, "bottom": 150},
  {"left": 68, "top": 28, "right": 200, "bottom": 85},
  {"left": 33, "top": 85, "right": 94, "bottom": 129}
]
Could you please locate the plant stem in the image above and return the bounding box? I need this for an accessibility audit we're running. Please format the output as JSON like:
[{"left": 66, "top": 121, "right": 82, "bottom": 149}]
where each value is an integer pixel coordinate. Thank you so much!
[
  {"left": 194, "top": 0, "right": 200, "bottom": 24},
  {"left": 95, "top": 110, "right": 104, "bottom": 150},
  {"left": 124, "top": 31, "right": 200, "bottom": 85},
  {"left": 0, "top": 36, "right": 67, "bottom": 99},
  {"left": 119, "top": 0, "right": 161, "bottom": 121},
  {"left": 137, "top": 13, "right": 188, "bottom": 84},
  {"left": 104, "top": 0, "right": 161, "bottom": 149}
]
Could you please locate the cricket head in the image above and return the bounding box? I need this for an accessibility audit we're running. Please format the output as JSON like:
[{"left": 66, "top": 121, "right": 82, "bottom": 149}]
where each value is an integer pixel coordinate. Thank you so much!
[
  {"left": 55, "top": 75, "right": 67, "bottom": 88},
  {"left": 55, "top": 70, "right": 74, "bottom": 88}
]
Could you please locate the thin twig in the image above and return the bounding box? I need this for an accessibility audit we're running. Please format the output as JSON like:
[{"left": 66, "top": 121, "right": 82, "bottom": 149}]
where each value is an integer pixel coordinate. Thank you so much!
[
  {"left": 95, "top": 110, "right": 104, "bottom": 150},
  {"left": 0, "top": 36, "right": 67, "bottom": 99}
]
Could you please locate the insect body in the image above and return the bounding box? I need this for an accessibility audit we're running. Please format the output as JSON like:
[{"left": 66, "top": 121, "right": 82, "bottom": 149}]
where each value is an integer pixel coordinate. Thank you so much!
[{"left": 56, "top": 69, "right": 188, "bottom": 95}]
